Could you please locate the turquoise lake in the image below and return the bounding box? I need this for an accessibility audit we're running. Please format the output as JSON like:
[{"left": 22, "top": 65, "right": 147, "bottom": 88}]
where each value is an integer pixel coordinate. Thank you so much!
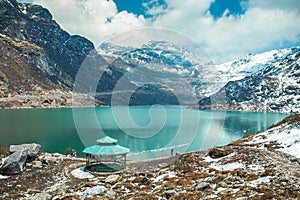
[{"left": 0, "top": 106, "right": 288, "bottom": 160}]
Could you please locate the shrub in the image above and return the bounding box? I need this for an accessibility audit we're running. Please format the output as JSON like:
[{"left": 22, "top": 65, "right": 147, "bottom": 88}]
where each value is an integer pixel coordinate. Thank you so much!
[{"left": 0, "top": 144, "right": 9, "bottom": 158}]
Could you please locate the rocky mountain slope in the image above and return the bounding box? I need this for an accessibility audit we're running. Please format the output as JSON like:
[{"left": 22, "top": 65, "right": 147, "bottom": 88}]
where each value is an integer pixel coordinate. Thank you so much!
[
  {"left": 100, "top": 41, "right": 300, "bottom": 110},
  {"left": 0, "top": 0, "right": 95, "bottom": 91},
  {"left": 0, "top": 0, "right": 96, "bottom": 108},
  {"left": 1, "top": 0, "right": 299, "bottom": 109},
  {"left": 196, "top": 47, "right": 300, "bottom": 113},
  {"left": 1, "top": 114, "right": 299, "bottom": 199},
  {"left": 0, "top": 0, "right": 180, "bottom": 108}
]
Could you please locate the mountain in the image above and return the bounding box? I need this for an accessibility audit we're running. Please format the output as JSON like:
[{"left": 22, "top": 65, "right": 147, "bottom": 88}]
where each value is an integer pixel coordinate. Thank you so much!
[
  {"left": 100, "top": 41, "right": 206, "bottom": 70},
  {"left": 0, "top": 0, "right": 95, "bottom": 90},
  {"left": 99, "top": 41, "right": 231, "bottom": 102},
  {"left": 1, "top": 0, "right": 299, "bottom": 110},
  {"left": 0, "top": 0, "right": 179, "bottom": 107},
  {"left": 195, "top": 47, "right": 300, "bottom": 113},
  {"left": 99, "top": 41, "right": 300, "bottom": 109},
  {"left": 0, "top": 0, "right": 96, "bottom": 107}
]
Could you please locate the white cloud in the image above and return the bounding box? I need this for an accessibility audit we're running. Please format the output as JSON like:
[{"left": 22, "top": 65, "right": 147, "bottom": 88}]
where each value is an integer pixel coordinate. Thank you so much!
[
  {"left": 31, "top": 0, "right": 300, "bottom": 63},
  {"left": 33, "top": 0, "right": 146, "bottom": 46},
  {"left": 152, "top": 0, "right": 300, "bottom": 63}
]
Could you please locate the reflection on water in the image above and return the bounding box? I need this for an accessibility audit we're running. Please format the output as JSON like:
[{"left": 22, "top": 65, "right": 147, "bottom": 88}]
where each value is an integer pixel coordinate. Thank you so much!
[{"left": 0, "top": 107, "right": 287, "bottom": 159}]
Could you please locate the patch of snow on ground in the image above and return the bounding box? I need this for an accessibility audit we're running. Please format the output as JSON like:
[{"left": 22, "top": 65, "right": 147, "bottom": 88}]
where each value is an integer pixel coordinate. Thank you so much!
[
  {"left": 247, "top": 164, "right": 265, "bottom": 173},
  {"left": 210, "top": 161, "right": 245, "bottom": 171},
  {"left": 153, "top": 171, "right": 177, "bottom": 182},
  {"left": 276, "top": 128, "right": 300, "bottom": 157},
  {"left": 0, "top": 174, "right": 9, "bottom": 179},
  {"left": 71, "top": 168, "right": 94, "bottom": 179},
  {"left": 246, "top": 127, "right": 300, "bottom": 158},
  {"left": 248, "top": 176, "right": 271, "bottom": 187}
]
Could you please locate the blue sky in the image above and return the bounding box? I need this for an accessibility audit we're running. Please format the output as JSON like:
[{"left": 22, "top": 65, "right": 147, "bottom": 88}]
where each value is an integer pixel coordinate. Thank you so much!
[
  {"left": 113, "top": 0, "right": 247, "bottom": 19},
  {"left": 18, "top": 0, "right": 300, "bottom": 63}
]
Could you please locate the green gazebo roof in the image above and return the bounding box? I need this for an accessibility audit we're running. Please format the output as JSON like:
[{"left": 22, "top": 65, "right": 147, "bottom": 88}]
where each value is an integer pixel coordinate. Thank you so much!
[
  {"left": 83, "top": 136, "right": 129, "bottom": 155},
  {"left": 83, "top": 144, "right": 129, "bottom": 155},
  {"left": 96, "top": 136, "right": 118, "bottom": 144}
]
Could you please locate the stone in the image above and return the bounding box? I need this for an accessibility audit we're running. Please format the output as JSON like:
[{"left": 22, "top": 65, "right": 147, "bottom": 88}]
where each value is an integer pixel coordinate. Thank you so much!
[
  {"left": 195, "top": 182, "right": 211, "bottom": 191},
  {"left": 141, "top": 177, "right": 150, "bottom": 185},
  {"left": 105, "top": 174, "right": 120, "bottom": 184},
  {"left": 85, "top": 185, "right": 106, "bottom": 196},
  {"left": 10, "top": 143, "right": 41, "bottom": 159},
  {"left": 164, "top": 189, "right": 177, "bottom": 199},
  {"left": 30, "top": 192, "right": 51, "bottom": 200},
  {"left": 27, "top": 188, "right": 41, "bottom": 194},
  {"left": 42, "top": 153, "right": 64, "bottom": 164},
  {"left": 32, "top": 161, "right": 43, "bottom": 168},
  {"left": 0, "top": 149, "right": 27, "bottom": 175},
  {"left": 158, "top": 163, "right": 168, "bottom": 168},
  {"left": 106, "top": 189, "right": 116, "bottom": 198},
  {"left": 219, "top": 181, "right": 227, "bottom": 188},
  {"left": 208, "top": 147, "right": 233, "bottom": 159}
]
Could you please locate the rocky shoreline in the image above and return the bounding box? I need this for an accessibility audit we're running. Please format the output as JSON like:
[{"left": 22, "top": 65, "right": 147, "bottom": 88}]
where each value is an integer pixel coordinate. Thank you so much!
[
  {"left": 0, "top": 91, "right": 105, "bottom": 109},
  {"left": 0, "top": 114, "right": 299, "bottom": 199}
]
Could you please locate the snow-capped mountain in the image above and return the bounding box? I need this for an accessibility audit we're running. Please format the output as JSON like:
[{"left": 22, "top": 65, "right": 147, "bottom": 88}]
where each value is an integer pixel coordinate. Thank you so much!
[
  {"left": 99, "top": 41, "right": 214, "bottom": 104},
  {"left": 99, "top": 41, "right": 300, "bottom": 109},
  {"left": 216, "top": 47, "right": 298, "bottom": 81},
  {"left": 197, "top": 46, "right": 300, "bottom": 113},
  {"left": 99, "top": 41, "right": 207, "bottom": 73}
]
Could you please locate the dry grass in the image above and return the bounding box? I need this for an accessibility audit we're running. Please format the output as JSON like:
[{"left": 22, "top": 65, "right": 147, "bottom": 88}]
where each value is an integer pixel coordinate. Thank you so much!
[
  {"left": 269, "top": 114, "right": 300, "bottom": 129},
  {"left": 0, "top": 144, "right": 9, "bottom": 158}
]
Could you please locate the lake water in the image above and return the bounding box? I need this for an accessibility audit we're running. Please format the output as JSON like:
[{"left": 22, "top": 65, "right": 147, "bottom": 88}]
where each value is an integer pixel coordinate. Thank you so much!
[{"left": 0, "top": 106, "right": 287, "bottom": 160}]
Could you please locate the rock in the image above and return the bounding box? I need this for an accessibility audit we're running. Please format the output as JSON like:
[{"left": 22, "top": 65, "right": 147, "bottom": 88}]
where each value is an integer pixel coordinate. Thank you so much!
[
  {"left": 105, "top": 174, "right": 120, "bottom": 184},
  {"left": 41, "top": 153, "right": 64, "bottom": 164},
  {"left": 32, "top": 161, "right": 43, "bottom": 168},
  {"left": 195, "top": 182, "right": 211, "bottom": 191},
  {"left": 30, "top": 192, "right": 51, "bottom": 200},
  {"left": 85, "top": 185, "right": 106, "bottom": 196},
  {"left": 158, "top": 163, "right": 168, "bottom": 168},
  {"left": 106, "top": 189, "right": 116, "bottom": 198},
  {"left": 27, "top": 188, "right": 41, "bottom": 194},
  {"left": 10, "top": 143, "right": 41, "bottom": 159},
  {"left": 219, "top": 181, "right": 227, "bottom": 188},
  {"left": 208, "top": 147, "right": 233, "bottom": 159},
  {"left": 141, "top": 177, "right": 150, "bottom": 185},
  {"left": 164, "top": 189, "right": 177, "bottom": 199},
  {"left": 0, "top": 149, "right": 27, "bottom": 175}
]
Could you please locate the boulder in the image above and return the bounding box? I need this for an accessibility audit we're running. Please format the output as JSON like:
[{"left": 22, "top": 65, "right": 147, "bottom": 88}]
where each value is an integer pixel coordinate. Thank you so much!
[
  {"left": 208, "top": 147, "right": 233, "bottom": 159},
  {"left": 106, "top": 189, "right": 116, "bottom": 198},
  {"left": 105, "top": 174, "right": 120, "bottom": 184},
  {"left": 10, "top": 143, "right": 41, "bottom": 159},
  {"left": 0, "top": 149, "right": 28, "bottom": 175},
  {"left": 30, "top": 192, "right": 51, "bottom": 200},
  {"left": 195, "top": 182, "right": 211, "bottom": 191},
  {"left": 32, "top": 161, "right": 43, "bottom": 168},
  {"left": 40, "top": 153, "right": 65, "bottom": 164},
  {"left": 164, "top": 190, "right": 177, "bottom": 199},
  {"left": 85, "top": 186, "right": 106, "bottom": 196},
  {"left": 141, "top": 177, "right": 150, "bottom": 185}
]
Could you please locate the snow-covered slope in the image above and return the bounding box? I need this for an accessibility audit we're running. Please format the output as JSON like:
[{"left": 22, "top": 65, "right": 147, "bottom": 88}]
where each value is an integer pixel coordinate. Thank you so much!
[
  {"left": 244, "top": 114, "right": 300, "bottom": 158},
  {"left": 197, "top": 47, "right": 300, "bottom": 113},
  {"left": 217, "top": 47, "right": 297, "bottom": 81}
]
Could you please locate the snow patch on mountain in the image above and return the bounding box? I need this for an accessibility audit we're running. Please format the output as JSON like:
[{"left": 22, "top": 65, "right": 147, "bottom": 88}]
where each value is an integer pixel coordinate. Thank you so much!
[
  {"left": 216, "top": 47, "right": 297, "bottom": 82},
  {"left": 245, "top": 114, "right": 300, "bottom": 158},
  {"left": 197, "top": 46, "right": 300, "bottom": 112}
]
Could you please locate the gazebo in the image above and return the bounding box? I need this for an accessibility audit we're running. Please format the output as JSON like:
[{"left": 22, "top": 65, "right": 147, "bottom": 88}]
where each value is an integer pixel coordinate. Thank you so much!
[{"left": 82, "top": 136, "right": 130, "bottom": 172}]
